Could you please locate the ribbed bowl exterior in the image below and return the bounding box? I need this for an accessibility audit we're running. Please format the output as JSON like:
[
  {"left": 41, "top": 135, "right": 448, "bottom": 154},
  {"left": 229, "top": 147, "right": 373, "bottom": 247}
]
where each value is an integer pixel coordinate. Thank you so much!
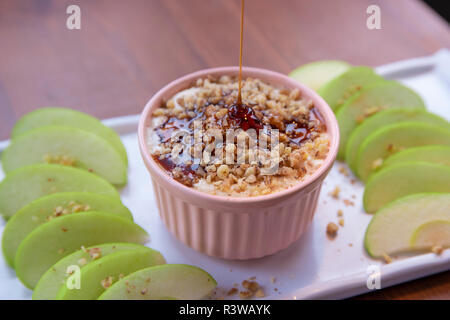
[
  {"left": 152, "top": 180, "right": 323, "bottom": 259},
  {"left": 138, "top": 67, "right": 339, "bottom": 260}
]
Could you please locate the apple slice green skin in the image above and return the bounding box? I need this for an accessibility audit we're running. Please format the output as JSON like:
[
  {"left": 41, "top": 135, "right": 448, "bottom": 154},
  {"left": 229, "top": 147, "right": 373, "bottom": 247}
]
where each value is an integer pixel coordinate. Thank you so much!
[
  {"left": 2, "top": 192, "right": 132, "bottom": 268},
  {"left": 56, "top": 247, "right": 166, "bottom": 300},
  {"left": 335, "top": 81, "right": 425, "bottom": 159},
  {"left": 318, "top": 66, "right": 384, "bottom": 112},
  {"left": 355, "top": 122, "right": 450, "bottom": 181},
  {"left": 33, "top": 243, "right": 146, "bottom": 300},
  {"left": 345, "top": 109, "right": 449, "bottom": 172},
  {"left": 2, "top": 126, "right": 127, "bottom": 186},
  {"left": 364, "top": 193, "right": 450, "bottom": 257},
  {"left": 11, "top": 107, "right": 127, "bottom": 166},
  {"left": 15, "top": 211, "right": 149, "bottom": 289},
  {"left": 0, "top": 164, "right": 119, "bottom": 219},
  {"left": 410, "top": 220, "right": 450, "bottom": 249},
  {"left": 383, "top": 145, "right": 450, "bottom": 168},
  {"left": 363, "top": 162, "right": 450, "bottom": 213},
  {"left": 289, "top": 60, "right": 351, "bottom": 92},
  {"left": 98, "top": 264, "right": 217, "bottom": 300}
]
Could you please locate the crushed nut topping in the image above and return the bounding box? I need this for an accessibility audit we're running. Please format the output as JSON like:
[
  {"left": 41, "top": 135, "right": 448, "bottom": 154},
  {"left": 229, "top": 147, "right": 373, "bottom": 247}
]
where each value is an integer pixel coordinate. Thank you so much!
[
  {"left": 382, "top": 252, "right": 392, "bottom": 264},
  {"left": 148, "top": 76, "right": 329, "bottom": 197}
]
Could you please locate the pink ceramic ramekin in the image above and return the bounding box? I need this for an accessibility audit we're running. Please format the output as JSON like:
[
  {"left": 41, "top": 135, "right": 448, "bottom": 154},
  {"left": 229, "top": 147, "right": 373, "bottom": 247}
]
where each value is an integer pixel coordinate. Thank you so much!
[{"left": 138, "top": 67, "right": 339, "bottom": 260}]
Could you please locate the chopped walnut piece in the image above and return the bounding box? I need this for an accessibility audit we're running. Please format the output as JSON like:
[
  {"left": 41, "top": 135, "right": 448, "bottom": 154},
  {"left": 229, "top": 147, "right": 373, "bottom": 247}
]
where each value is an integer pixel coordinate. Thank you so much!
[
  {"left": 338, "top": 218, "right": 345, "bottom": 227},
  {"left": 431, "top": 246, "right": 444, "bottom": 255},
  {"left": 101, "top": 276, "right": 114, "bottom": 289},
  {"left": 242, "top": 280, "right": 259, "bottom": 292},
  {"left": 227, "top": 288, "right": 238, "bottom": 296},
  {"left": 255, "top": 289, "right": 266, "bottom": 298},
  {"left": 78, "top": 258, "right": 87, "bottom": 266},
  {"left": 337, "top": 209, "right": 343, "bottom": 217},
  {"left": 89, "top": 247, "right": 102, "bottom": 260},
  {"left": 338, "top": 166, "right": 349, "bottom": 177},
  {"left": 343, "top": 199, "right": 354, "bottom": 207},
  {"left": 329, "top": 186, "right": 341, "bottom": 199},
  {"left": 382, "top": 253, "right": 392, "bottom": 264},
  {"left": 326, "top": 222, "right": 339, "bottom": 239},
  {"left": 239, "top": 291, "right": 253, "bottom": 299},
  {"left": 371, "top": 158, "right": 383, "bottom": 170}
]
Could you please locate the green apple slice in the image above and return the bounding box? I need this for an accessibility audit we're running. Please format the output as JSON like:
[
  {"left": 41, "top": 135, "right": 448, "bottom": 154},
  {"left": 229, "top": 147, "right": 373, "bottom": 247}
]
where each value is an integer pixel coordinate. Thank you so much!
[
  {"left": 15, "top": 211, "right": 149, "bottom": 289},
  {"left": 364, "top": 193, "right": 450, "bottom": 257},
  {"left": 56, "top": 247, "right": 166, "bottom": 300},
  {"left": 363, "top": 162, "right": 450, "bottom": 213},
  {"left": 98, "top": 264, "right": 217, "bottom": 300},
  {"left": 2, "top": 192, "right": 132, "bottom": 267},
  {"left": 383, "top": 145, "right": 450, "bottom": 168},
  {"left": 33, "top": 243, "right": 146, "bottom": 300},
  {"left": 0, "top": 164, "right": 119, "bottom": 219},
  {"left": 11, "top": 107, "right": 127, "bottom": 165},
  {"left": 2, "top": 126, "right": 127, "bottom": 186},
  {"left": 410, "top": 220, "right": 450, "bottom": 249},
  {"left": 345, "top": 109, "right": 449, "bottom": 172},
  {"left": 289, "top": 60, "right": 351, "bottom": 91},
  {"left": 335, "top": 81, "right": 425, "bottom": 159},
  {"left": 317, "top": 66, "right": 384, "bottom": 111},
  {"left": 355, "top": 122, "right": 450, "bottom": 181}
]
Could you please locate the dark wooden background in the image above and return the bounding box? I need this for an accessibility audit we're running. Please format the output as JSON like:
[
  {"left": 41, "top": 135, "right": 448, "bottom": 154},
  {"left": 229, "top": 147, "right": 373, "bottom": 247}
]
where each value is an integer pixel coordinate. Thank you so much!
[{"left": 0, "top": 0, "right": 449, "bottom": 299}]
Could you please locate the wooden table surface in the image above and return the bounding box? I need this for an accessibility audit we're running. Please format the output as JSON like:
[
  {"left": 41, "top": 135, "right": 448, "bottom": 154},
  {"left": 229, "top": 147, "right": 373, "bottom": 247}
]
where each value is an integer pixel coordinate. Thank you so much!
[{"left": 0, "top": 0, "right": 449, "bottom": 299}]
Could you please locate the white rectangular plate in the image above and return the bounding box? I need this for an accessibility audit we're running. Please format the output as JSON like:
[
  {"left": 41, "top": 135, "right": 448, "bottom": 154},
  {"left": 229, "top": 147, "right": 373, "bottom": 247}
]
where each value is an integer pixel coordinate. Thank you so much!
[{"left": 1, "top": 50, "right": 449, "bottom": 300}]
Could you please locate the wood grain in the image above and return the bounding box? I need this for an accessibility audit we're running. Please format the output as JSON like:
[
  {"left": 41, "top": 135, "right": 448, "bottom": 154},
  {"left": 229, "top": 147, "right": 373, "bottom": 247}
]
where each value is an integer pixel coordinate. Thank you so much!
[{"left": 0, "top": 0, "right": 449, "bottom": 299}]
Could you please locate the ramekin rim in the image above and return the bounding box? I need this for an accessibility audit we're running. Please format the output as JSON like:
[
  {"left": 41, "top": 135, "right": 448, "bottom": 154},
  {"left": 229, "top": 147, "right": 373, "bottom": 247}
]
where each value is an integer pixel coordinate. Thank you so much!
[{"left": 138, "top": 66, "right": 339, "bottom": 204}]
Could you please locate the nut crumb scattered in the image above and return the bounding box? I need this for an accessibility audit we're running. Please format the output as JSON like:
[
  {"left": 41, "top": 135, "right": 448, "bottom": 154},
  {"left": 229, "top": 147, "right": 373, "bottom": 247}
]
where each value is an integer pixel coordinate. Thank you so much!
[
  {"left": 371, "top": 158, "right": 383, "bottom": 170},
  {"left": 329, "top": 186, "right": 341, "bottom": 199},
  {"left": 382, "top": 252, "right": 392, "bottom": 264},
  {"left": 255, "top": 289, "right": 265, "bottom": 298},
  {"left": 338, "top": 218, "right": 345, "bottom": 227},
  {"left": 431, "top": 245, "right": 444, "bottom": 255},
  {"left": 337, "top": 209, "right": 343, "bottom": 217},
  {"left": 101, "top": 276, "right": 113, "bottom": 289},
  {"left": 78, "top": 258, "right": 87, "bottom": 266},
  {"left": 242, "top": 280, "right": 259, "bottom": 292},
  {"left": 338, "top": 166, "right": 349, "bottom": 177},
  {"left": 270, "top": 277, "right": 276, "bottom": 284},
  {"left": 227, "top": 288, "right": 238, "bottom": 296},
  {"left": 239, "top": 291, "right": 253, "bottom": 299},
  {"left": 343, "top": 199, "right": 354, "bottom": 207},
  {"left": 326, "top": 222, "right": 339, "bottom": 239}
]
